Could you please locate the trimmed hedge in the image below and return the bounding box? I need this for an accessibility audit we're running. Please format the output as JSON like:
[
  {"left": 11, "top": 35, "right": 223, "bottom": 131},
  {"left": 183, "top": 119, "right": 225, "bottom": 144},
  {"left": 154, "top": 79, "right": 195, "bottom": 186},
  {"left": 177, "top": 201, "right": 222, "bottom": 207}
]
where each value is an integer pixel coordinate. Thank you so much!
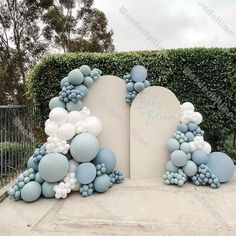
[{"left": 28, "top": 48, "right": 236, "bottom": 160}]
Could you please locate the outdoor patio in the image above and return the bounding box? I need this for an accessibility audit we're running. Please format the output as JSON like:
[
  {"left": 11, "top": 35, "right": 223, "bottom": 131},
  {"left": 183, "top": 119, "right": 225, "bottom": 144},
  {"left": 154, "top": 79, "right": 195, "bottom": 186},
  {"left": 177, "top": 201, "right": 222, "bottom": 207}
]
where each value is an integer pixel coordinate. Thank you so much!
[{"left": 1, "top": 177, "right": 236, "bottom": 236}]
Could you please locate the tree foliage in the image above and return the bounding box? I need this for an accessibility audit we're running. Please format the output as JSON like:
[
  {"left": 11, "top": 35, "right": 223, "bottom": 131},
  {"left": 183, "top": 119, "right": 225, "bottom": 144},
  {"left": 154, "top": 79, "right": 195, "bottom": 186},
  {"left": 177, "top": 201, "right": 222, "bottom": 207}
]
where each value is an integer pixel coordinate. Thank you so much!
[{"left": 0, "top": 0, "right": 114, "bottom": 104}]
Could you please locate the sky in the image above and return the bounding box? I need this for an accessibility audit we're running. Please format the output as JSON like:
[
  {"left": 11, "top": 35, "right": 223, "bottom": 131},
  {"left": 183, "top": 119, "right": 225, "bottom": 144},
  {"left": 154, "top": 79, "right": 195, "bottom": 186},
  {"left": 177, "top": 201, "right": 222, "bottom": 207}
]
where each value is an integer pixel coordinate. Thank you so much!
[{"left": 94, "top": 0, "right": 236, "bottom": 51}]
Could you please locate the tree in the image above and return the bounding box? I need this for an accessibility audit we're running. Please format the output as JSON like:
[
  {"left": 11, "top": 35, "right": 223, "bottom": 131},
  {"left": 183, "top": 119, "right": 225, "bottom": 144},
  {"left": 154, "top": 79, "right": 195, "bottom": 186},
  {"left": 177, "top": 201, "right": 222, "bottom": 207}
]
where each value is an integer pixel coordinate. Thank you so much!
[
  {"left": 42, "top": 0, "right": 114, "bottom": 52},
  {"left": 0, "top": 0, "right": 50, "bottom": 104}
]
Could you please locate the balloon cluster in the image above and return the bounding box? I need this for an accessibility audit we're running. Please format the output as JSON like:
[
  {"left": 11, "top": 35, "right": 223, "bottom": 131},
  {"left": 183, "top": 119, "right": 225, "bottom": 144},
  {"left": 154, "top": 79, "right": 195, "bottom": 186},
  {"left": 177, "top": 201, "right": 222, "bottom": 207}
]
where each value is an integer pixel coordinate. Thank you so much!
[
  {"left": 164, "top": 102, "right": 235, "bottom": 189},
  {"left": 8, "top": 65, "right": 124, "bottom": 203},
  {"left": 123, "top": 65, "right": 150, "bottom": 104}
]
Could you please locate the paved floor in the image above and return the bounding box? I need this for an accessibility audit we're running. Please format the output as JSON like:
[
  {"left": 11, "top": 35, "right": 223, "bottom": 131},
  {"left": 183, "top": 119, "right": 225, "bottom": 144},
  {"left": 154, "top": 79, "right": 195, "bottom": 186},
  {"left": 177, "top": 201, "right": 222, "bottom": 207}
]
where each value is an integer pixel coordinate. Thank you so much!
[{"left": 0, "top": 177, "right": 236, "bottom": 236}]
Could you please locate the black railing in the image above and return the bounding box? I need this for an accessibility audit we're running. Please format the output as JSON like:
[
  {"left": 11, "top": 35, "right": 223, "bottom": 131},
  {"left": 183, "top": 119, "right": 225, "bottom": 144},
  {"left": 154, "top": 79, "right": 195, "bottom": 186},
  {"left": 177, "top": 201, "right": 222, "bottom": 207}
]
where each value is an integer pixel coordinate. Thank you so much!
[{"left": 0, "top": 105, "right": 39, "bottom": 188}]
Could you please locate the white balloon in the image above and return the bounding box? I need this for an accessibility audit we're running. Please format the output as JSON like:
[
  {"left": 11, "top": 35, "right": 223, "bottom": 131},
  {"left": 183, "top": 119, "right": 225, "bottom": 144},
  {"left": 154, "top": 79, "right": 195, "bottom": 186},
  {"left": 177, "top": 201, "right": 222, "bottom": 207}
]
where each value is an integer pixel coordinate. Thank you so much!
[
  {"left": 195, "top": 112, "right": 203, "bottom": 125},
  {"left": 55, "top": 193, "right": 61, "bottom": 199},
  {"left": 49, "top": 107, "right": 68, "bottom": 125},
  {"left": 45, "top": 119, "right": 50, "bottom": 126},
  {"left": 72, "top": 182, "right": 80, "bottom": 191},
  {"left": 45, "top": 122, "right": 58, "bottom": 136},
  {"left": 84, "top": 116, "right": 102, "bottom": 136},
  {"left": 181, "top": 102, "right": 194, "bottom": 112},
  {"left": 69, "top": 160, "right": 79, "bottom": 172},
  {"left": 202, "top": 142, "right": 212, "bottom": 154},
  {"left": 68, "top": 111, "right": 83, "bottom": 124},
  {"left": 58, "top": 123, "right": 75, "bottom": 140}
]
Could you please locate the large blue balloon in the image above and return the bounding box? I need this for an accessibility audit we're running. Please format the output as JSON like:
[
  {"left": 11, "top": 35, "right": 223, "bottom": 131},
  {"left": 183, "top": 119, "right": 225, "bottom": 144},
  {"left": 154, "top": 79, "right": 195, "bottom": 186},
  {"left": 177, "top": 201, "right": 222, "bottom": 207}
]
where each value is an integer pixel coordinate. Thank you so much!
[
  {"left": 192, "top": 150, "right": 208, "bottom": 165},
  {"left": 80, "top": 65, "right": 91, "bottom": 76},
  {"left": 49, "top": 97, "right": 65, "bottom": 110},
  {"left": 94, "top": 174, "right": 111, "bottom": 193},
  {"left": 70, "top": 133, "right": 99, "bottom": 162},
  {"left": 21, "top": 181, "right": 42, "bottom": 202},
  {"left": 130, "top": 65, "right": 147, "bottom": 82},
  {"left": 93, "top": 148, "right": 116, "bottom": 174},
  {"left": 68, "top": 69, "right": 84, "bottom": 85},
  {"left": 207, "top": 152, "right": 235, "bottom": 183},
  {"left": 76, "top": 163, "right": 96, "bottom": 184},
  {"left": 38, "top": 153, "right": 69, "bottom": 182}
]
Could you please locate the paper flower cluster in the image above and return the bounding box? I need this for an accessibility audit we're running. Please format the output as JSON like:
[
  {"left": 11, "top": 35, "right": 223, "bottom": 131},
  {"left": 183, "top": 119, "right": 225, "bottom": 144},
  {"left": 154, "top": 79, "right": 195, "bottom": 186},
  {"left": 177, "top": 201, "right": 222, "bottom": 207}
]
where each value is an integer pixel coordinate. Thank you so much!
[
  {"left": 164, "top": 102, "right": 235, "bottom": 189},
  {"left": 8, "top": 65, "right": 124, "bottom": 203}
]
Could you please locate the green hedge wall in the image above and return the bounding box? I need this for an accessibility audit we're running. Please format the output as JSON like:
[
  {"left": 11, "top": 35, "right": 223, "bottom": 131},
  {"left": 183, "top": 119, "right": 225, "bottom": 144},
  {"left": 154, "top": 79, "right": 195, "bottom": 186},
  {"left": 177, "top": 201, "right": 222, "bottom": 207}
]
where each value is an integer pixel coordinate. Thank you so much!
[{"left": 28, "top": 48, "right": 236, "bottom": 160}]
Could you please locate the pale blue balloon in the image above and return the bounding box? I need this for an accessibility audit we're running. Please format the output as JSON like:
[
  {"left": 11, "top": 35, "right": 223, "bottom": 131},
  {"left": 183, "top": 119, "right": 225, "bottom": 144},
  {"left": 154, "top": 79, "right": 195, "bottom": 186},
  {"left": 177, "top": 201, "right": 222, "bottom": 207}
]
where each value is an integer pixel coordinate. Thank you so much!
[
  {"left": 144, "top": 80, "right": 150, "bottom": 87},
  {"left": 76, "top": 163, "right": 96, "bottom": 184},
  {"left": 21, "top": 181, "right": 41, "bottom": 202},
  {"left": 35, "top": 172, "right": 44, "bottom": 184},
  {"left": 180, "top": 142, "right": 191, "bottom": 153},
  {"left": 134, "top": 82, "right": 145, "bottom": 92},
  {"left": 49, "top": 97, "right": 65, "bottom": 110},
  {"left": 61, "top": 77, "right": 69, "bottom": 88},
  {"left": 183, "top": 161, "right": 197, "bottom": 177},
  {"left": 166, "top": 161, "right": 179, "bottom": 172},
  {"left": 126, "top": 82, "right": 134, "bottom": 92},
  {"left": 68, "top": 69, "right": 84, "bottom": 85},
  {"left": 42, "top": 182, "right": 57, "bottom": 198},
  {"left": 171, "top": 150, "right": 187, "bottom": 167},
  {"left": 188, "top": 122, "right": 198, "bottom": 132},
  {"left": 83, "top": 76, "right": 94, "bottom": 88},
  {"left": 66, "top": 100, "right": 82, "bottom": 112},
  {"left": 177, "top": 123, "right": 188, "bottom": 133},
  {"left": 166, "top": 138, "right": 180, "bottom": 152},
  {"left": 130, "top": 65, "right": 147, "bottom": 82},
  {"left": 93, "top": 148, "right": 116, "bottom": 174},
  {"left": 207, "top": 152, "right": 235, "bottom": 183},
  {"left": 75, "top": 84, "right": 88, "bottom": 97},
  {"left": 38, "top": 153, "right": 69, "bottom": 182},
  {"left": 94, "top": 174, "right": 111, "bottom": 193},
  {"left": 70, "top": 133, "right": 99, "bottom": 162},
  {"left": 80, "top": 65, "right": 91, "bottom": 76},
  {"left": 27, "top": 156, "right": 38, "bottom": 172},
  {"left": 192, "top": 150, "right": 208, "bottom": 165},
  {"left": 185, "top": 131, "right": 195, "bottom": 142}
]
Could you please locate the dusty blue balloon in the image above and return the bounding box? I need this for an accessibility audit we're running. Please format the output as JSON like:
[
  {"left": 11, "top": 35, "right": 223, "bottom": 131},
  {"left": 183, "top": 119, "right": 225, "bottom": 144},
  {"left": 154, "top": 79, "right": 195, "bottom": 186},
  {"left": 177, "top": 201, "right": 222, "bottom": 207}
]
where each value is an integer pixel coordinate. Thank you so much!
[
  {"left": 166, "top": 161, "right": 179, "bottom": 172},
  {"left": 70, "top": 133, "right": 99, "bottom": 162},
  {"left": 207, "top": 152, "right": 235, "bottom": 183},
  {"left": 35, "top": 172, "right": 44, "bottom": 184},
  {"left": 75, "top": 84, "right": 88, "bottom": 97},
  {"left": 68, "top": 69, "right": 84, "bottom": 85},
  {"left": 183, "top": 161, "right": 197, "bottom": 177},
  {"left": 166, "top": 138, "right": 180, "bottom": 152},
  {"left": 93, "top": 148, "right": 116, "bottom": 174},
  {"left": 21, "top": 181, "right": 41, "bottom": 202},
  {"left": 80, "top": 65, "right": 91, "bottom": 76},
  {"left": 185, "top": 131, "right": 195, "bottom": 142},
  {"left": 39, "top": 153, "right": 69, "bottom": 182},
  {"left": 42, "top": 182, "right": 57, "bottom": 198},
  {"left": 192, "top": 150, "right": 208, "bottom": 165},
  {"left": 76, "top": 163, "right": 96, "bottom": 184},
  {"left": 94, "top": 174, "right": 111, "bottom": 193},
  {"left": 180, "top": 142, "right": 191, "bottom": 153},
  {"left": 134, "top": 82, "right": 145, "bottom": 92},
  {"left": 83, "top": 76, "right": 94, "bottom": 87},
  {"left": 171, "top": 150, "right": 187, "bottom": 167},
  {"left": 49, "top": 97, "right": 65, "bottom": 110},
  {"left": 66, "top": 100, "right": 82, "bottom": 111},
  {"left": 188, "top": 122, "right": 198, "bottom": 132},
  {"left": 130, "top": 65, "right": 147, "bottom": 82},
  {"left": 61, "top": 77, "right": 69, "bottom": 88},
  {"left": 27, "top": 156, "right": 38, "bottom": 172},
  {"left": 177, "top": 123, "right": 188, "bottom": 133},
  {"left": 126, "top": 82, "right": 134, "bottom": 92},
  {"left": 144, "top": 80, "right": 150, "bottom": 87}
]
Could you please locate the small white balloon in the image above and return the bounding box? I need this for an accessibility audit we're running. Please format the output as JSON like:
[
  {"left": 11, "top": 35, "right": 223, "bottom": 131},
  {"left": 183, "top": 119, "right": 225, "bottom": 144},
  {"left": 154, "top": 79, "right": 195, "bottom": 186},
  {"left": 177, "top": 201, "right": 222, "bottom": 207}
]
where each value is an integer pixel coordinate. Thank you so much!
[
  {"left": 68, "top": 111, "right": 83, "bottom": 124},
  {"left": 69, "top": 160, "right": 79, "bottom": 172},
  {"left": 181, "top": 102, "right": 194, "bottom": 112},
  {"left": 49, "top": 107, "right": 68, "bottom": 125},
  {"left": 84, "top": 116, "right": 102, "bottom": 136},
  {"left": 58, "top": 123, "right": 75, "bottom": 140},
  {"left": 202, "top": 142, "right": 212, "bottom": 154},
  {"left": 45, "top": 122, "right": 58, "bottom": 136},
  {"left": 195, "top": 112, "right": 203, "bottom": 124}
]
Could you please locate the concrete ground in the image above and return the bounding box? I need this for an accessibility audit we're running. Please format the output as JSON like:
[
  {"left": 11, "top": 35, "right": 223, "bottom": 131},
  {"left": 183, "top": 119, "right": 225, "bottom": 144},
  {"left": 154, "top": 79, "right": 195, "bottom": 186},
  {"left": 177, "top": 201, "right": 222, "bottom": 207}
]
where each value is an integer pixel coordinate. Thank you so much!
[{"left": 0, "top": 177, "right": 236, "bottom": 236}]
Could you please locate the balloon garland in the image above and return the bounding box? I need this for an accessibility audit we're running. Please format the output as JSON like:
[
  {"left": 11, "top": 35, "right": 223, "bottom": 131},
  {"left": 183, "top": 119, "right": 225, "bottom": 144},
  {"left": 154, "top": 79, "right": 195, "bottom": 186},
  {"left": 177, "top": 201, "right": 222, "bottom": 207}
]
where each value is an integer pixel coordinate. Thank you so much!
[
  {"left": 164, "top": 102, "right": 235, "bottom": 188},
  {"left": 8, "top": 65, "right": 124, "bottom": 202}
]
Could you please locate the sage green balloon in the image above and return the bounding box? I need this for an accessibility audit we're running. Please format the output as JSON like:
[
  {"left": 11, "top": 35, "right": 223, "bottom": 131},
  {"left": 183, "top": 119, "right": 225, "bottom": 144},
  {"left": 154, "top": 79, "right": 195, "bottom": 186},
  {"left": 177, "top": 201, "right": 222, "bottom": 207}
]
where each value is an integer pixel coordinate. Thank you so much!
[
  {"left": 166, "top": 138, "right": 180, "bottom": 152},
  {"left": 66, "top": 100, "right": 82, "bottom": 112},
  {"left": 166, "top": 160, "right": 179, "bottom": 172},
  {"left": 21, "top": 181, "right": 42, "bottom": 202},
  {"left": 39, "top": 153, "right": 69, "bottom": 182},
  {"left": 180, "top": 142, "right": 191, "bottom": 153},
  {"left": 42, "top": 182, "right": 57, "bottom": 198},
  {"left": 94, "top": 174, "right": 110, "bottom": 193},
  {"left": 68, "top": 69, "right": 84, "bottom": 85},
  {"left": 49, "top": 97, "right": 65, "bottom": 110},
  {"left": 80, "top": 65, "right": 91, "bottom": 76},
  {"left": 183, "top": 161, "right": 197, "bottom": 177},
  {"left": 171, "top": 150, "right": 187, "bottom": 167},
  {"left": 83, "top": 76, "right": 94, "bottom": 87},
  {"left": 35, "top": 172, "right": 44, "bottom": 184}
]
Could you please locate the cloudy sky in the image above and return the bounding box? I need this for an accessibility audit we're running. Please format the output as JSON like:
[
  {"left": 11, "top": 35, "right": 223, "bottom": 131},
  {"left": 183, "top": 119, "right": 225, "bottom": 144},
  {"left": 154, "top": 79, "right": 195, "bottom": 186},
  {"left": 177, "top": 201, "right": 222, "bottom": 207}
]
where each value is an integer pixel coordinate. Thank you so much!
[{"left": 94, "top": 0, "right": 236, "bottom": 51}]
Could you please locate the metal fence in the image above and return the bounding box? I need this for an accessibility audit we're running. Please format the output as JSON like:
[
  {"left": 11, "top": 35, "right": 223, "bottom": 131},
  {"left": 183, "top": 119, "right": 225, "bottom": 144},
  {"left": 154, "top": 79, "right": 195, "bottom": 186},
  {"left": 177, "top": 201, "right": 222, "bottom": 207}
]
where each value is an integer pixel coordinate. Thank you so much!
[{"left": 0, "top": 105, "right": 39, "bottom": 189}]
